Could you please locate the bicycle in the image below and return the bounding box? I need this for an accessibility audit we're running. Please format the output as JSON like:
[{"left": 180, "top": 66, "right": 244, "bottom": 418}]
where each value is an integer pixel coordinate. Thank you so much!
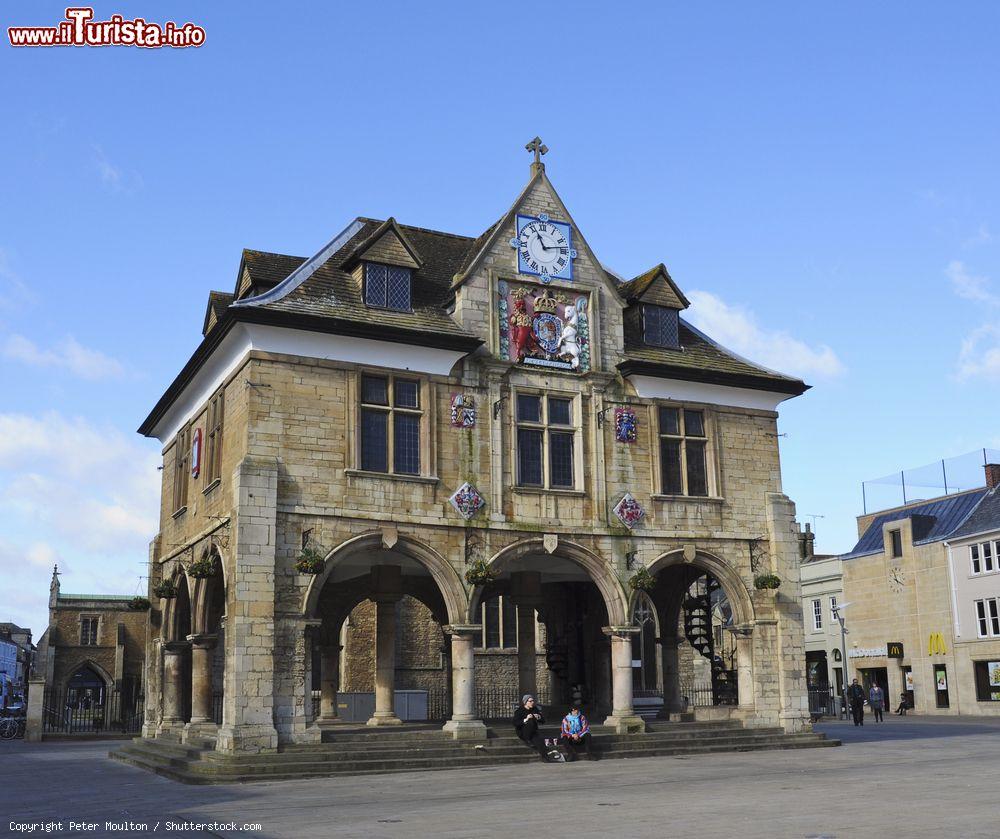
[{"left": 0, "top": 716, "right": 26, "bottom": 739}]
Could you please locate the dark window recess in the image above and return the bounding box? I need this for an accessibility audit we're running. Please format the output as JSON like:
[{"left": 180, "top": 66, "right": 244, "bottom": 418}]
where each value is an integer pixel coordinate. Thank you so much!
[
  {"left": 890, "top": 529, "right": 903, "bottom": 558},
  {"left": 549, "top": 431, "right": 574, "bottom": 487},
  {"left": 361, "top": 375, "right": 388, "bottom": 405},
  {"left": 548, "top": 397, "right": 571, "bottom": 426},
  {"left": 393, "top": 413, "right": 420, "bottom": 475},
  {"left": 973, "top": 661, "right": 1000, "bottom": 702},
  {"left": 686, "top": 440, "right": 708, "bottom": 496},
  {"left": 684, "top": 409, "right": 705, "bottom": 437},
  {"left": 80, "top": 618, "right": 98, "bottom": 646},
  {"left": 501, "top": 598, "right": 518, "bottom": 649},
  {"left": 517, "top": 394, "right": 541, "bottom": 423},
  {"left": 394, "top": 379, "right": 419, "bottom": 408},
  {"left": 643, "top": 305, "right": 680, "bottom": 349},
  {"left": 661, "top": 438, "right": 683, "bottom": 494},
  {"left": 659, "top": 406, "right": 680, "bottom": 436},
  {"left": 517, "top": 428, "right": 543, "bottom": 486},
  {"left": 364, "top": 263, "right": 411, "bottom": 311},
  {"left": 484, "top": 597, "right": 501, "bottom": 648},
  {"left": 361, "top": 409, "right": 388, "bottom": 473}
]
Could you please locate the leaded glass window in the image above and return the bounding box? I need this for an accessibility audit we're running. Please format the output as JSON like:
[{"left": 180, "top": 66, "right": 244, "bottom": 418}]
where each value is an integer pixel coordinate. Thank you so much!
[
  {"left": 359, "top": 374, "right": 422, "bottom": 475},
  {"left": 364, "top": 263, "right": 411, "bottom": 311},
  {"left": 515, "top": 393, "right": 578, "bottom": 489},
  {"left": 658, "top": 406, "right": 710, "bottom": 496},
  {"left": 643, "top": 305, "right": 680, "bottom": 349}
]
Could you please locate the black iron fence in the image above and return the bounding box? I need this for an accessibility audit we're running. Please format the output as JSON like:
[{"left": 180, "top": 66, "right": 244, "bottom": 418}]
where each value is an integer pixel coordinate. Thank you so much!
[
  {"left": 808, "top": 687, "right": 837, "bottom": 717},
  {"left": 42, "top": 687, "right": 144, "bottom": 735},
  {"left": 213, "top": 692, "right": 224, "bottom": 725}
]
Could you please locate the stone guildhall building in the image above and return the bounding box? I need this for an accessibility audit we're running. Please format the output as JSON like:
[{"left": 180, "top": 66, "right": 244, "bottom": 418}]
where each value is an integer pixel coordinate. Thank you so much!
[{"left": 135, "top": 143, "right": 815, "bottom": 756}]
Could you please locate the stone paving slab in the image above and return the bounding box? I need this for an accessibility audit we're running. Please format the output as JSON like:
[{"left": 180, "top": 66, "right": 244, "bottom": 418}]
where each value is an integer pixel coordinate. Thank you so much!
[{"left": 3, "top": 717, "right": 999, "bottom": 838}]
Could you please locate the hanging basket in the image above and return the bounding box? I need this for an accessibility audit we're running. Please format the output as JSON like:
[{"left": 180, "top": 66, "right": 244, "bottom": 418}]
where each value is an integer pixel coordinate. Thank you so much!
[
  {"left": 187, "top": 555, "right": 217, "bottom": 579},
  {"left": 628, "top": 567, "right": 656, "bottom": 592},
  {"left": 129, "top": 596, "right": 151, "bottom": 611},
  {"left": 295, "top": 546, "right": 325, "bottom": 575},
  {"left": 152, "top": 579, "right": 177, "bottom": 599},
  {"left": 464, "top": 559, "right": 497, "bottom": 587},
  {"left": 753, "top": 573, "right": 781, "bottom": 591}
]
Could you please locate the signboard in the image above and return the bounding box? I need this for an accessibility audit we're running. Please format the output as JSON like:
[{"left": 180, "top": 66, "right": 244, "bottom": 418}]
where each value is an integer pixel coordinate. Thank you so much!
[
  {"left": 928, "top": 632, "right": 947, "bottom": 656},
  {"left": 886, "top": 641, "right": 904, "bottom": 659},
  {"left": 904, "top": 670, "right": 914, "bottom": 691},
  {"left": 848, "top": 646, "right": 887, "bottom": 658},
  {"left": 988, "top": 662, "right": 1000, "bottom": 689}
]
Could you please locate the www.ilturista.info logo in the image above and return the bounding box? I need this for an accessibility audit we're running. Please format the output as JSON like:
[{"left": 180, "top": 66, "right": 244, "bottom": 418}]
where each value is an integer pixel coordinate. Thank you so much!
[{"left": 8, "top": 7, "right": 205, "bottom": 49}]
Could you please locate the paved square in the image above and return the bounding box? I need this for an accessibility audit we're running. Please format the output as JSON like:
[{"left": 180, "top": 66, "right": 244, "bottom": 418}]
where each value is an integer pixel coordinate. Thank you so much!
[{"left": 5, "top": 717, "right": 999, "bottom": 838}]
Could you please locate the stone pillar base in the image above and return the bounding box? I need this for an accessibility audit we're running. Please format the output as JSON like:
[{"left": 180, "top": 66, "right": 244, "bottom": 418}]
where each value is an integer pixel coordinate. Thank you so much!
[
  {"left": 182, "top": 722, "right": 219, "bottom": 744},
  {"left": 366, "top": 713, "right": 403, "bottom": 727},
  {"left": 442, "top": 719, "right": 488, "bottom": 740},
  {"left": 603, "top": 714, "right": 646, "bottom": 734},
  {"left": 779, "top": 711, "right": 811, "bottom": 733},
  {"left": 216, "top": 723, "right": 278, "bottom": 754},
  {"left": 316, "top": 715, "right": 345, "bottom": 728},
  {"left": 291, "top": 724, "right": 323, "bottom": 744},
  {"left": 156, "top": 720, "right": 186, "bottom": 739}
]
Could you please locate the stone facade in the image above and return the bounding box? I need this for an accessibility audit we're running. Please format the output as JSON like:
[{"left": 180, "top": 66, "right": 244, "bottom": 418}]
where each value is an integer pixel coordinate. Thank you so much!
[
  {"left": 35, "top": 567, "right": 148, "bottom": 701},
  {"left": 139, "top": 153, "right": 813, "bottom": 752}
]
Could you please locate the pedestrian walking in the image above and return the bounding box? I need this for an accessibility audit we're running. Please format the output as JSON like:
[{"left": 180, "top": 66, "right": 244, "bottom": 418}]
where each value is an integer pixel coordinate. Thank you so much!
[
  {"left": 869, "top": 684, "right": 885, "bottom": 722},
  {"left": 847, "top": 678, "right": 866, "bottom": 726}
]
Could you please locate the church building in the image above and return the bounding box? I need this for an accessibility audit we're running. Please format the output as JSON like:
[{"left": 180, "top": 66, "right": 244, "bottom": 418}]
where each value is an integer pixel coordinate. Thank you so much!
[{"left": 137, "top": 142, "right": 812, "bottom": 755}]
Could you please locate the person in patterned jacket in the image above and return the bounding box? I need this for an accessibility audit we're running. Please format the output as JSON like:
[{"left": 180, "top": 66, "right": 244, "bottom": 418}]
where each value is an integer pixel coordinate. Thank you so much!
[{"left": 559, "top": 706, "right": 595, "bottom": 761}]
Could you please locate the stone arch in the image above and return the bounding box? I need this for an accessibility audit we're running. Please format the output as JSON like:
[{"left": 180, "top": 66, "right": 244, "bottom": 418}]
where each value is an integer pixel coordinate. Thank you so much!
[
  {"left": 190, "top": 545, "right": 226, "bottom": 636},
  {"left": 302, "top": 531, "right": 466, "bottom": 626},
  {"left": 63, "top": 658, "right": 114, "bottom": 694},
  {"left": 645, "top": 548, "right": 755, "bottom": 627},
  {"left": 162, "top": 567, "right": 193, "bottom": 643},
  {"left": 472, "top": 538, "right": 628, "bottom": 626}
]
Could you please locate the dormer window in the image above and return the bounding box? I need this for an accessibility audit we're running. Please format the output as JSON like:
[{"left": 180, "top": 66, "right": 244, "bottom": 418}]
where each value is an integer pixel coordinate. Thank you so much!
[
  {"left": 364, "top": 263, "right": 411, "bottom": 312},
  {"left": 642, "top": 305, "right": 680, "bottom": 349}
]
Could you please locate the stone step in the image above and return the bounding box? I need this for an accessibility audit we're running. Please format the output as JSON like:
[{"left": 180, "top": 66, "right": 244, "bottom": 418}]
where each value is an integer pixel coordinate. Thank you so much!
[{"left": 111, "top": 731, "right": 837, "bottom": 784}]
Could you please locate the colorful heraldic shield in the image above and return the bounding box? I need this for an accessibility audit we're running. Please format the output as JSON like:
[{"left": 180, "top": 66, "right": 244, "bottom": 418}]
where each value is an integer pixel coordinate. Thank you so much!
[
  {"left": 450, "top": 482, "right": 486, "bottom": 520},
  {"left": 497, "top": 282, "right": 590, "bottom": 373},
  {"left": 614, "top": 408, "right": 637, "bottom": 443},
  {"left": 613, "top": 492, "right": 644, "bottom": 529},
  {"left": 451, "top": 393, "right": 476, "bottom": 428}
]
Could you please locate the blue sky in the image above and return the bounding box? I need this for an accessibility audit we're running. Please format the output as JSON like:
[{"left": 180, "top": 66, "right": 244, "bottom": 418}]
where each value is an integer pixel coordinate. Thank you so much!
[{"left": 2, "top": 1, "right": 999, "bottom": 637}]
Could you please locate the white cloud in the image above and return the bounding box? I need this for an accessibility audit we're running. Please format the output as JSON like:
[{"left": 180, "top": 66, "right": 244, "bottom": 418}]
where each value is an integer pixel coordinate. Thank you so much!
[
  {"left": 963, "top": 224, "right": 993, "bottom": 248},
  {"left": 93, "top": 145, "right": 142, "bottom": 194},
  {"left": 685, "top": 290, "right": 846, "bottom": 380},
  {"left": 957, "top": 324, "right": 1000, "bottom": 381},
  {"left": 0, "top": 412, "right": 160, "bottom": 553},
  {"left": 2, "top": 333, "right": 125, "bottom": 380},
  {"left": 946, "top": 260, "right": 999, "bottom": 306}
]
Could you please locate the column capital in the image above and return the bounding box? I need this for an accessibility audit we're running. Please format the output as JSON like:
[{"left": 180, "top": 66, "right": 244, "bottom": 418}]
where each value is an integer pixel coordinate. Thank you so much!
[
  {"left": 163, "top": 640, "right": 191, "bottom": 653},
  {"left": 186, "top": 633, "right": 218, "bottom": 649},
  {"left": 603, "top": 625, "right": 640, "bottom": 638},
  {"left": 656, "top": 635, "right": 685, "bottom": 648},
  {"left": 444, "top": 624, "right": 482, "bottom": 637},
  {"left": 728, "top": 623, "right": 755, "bottom": 639}
]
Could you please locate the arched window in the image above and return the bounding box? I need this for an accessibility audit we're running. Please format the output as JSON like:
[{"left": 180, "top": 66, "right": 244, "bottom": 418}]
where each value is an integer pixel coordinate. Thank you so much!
[
  {"left": 631, "top": 594, "right": 658, "bottom": 693},
  {"left": 67, "top": 664, "right": 107, "bottom": 707}
]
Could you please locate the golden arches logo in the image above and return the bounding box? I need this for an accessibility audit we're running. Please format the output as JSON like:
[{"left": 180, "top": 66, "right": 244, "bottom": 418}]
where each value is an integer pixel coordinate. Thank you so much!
[{"left": 928, "top": 632, "right": 947, "bottom": 656}]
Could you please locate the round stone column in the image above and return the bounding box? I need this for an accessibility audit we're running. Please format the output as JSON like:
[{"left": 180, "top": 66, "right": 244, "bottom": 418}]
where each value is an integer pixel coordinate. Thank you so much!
[
  {"left": 516, "top": 603, "right": 539, "bottom": 700},
  {"left": 318, "top": 644, "right": 343, "bottom": 723},
  {"left": 367, "top": 596, "right": 403, "bottom": 726},
  {"left": 603, "top": 626, "right": 644, "bottom": 733},
  {"left": 160, "top": 642, "right": 187, "bottom": 727},
  {"left": 442, "top": 625, "right": 487, "bottom": 740},
  {"left": 187, "top": 634, "right": 217, "bottom": 724}
]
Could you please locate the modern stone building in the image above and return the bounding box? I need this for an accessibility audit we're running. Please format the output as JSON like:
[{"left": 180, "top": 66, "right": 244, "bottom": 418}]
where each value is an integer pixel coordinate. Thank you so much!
[
  {"left": 138, "top": 144, "right": 814, "bottom": 754},
  {"left": 798, "top": 526, "right": 845, "bottom": 703},
  {"left": 838, "top": 463, "right": 1000, "bottom": 715},
  {"left": 35, "top": 566, "right": 148, "bottom": 709}
]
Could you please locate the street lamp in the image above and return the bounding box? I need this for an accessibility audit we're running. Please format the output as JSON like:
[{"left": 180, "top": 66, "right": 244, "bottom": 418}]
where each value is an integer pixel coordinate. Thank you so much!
[{"left": 831, "top": 602, "right": 852, "bottom": 713}]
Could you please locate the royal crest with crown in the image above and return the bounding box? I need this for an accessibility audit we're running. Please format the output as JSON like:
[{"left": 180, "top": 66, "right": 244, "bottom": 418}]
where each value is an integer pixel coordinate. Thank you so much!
[{"left": 497, "top": 281, "right": 591, "bottom": 372}]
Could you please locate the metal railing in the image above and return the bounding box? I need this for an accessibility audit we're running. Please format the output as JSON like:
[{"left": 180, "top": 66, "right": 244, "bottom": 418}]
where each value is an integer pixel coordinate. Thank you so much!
[
  {"left": 213, "top": 692, "right": 224, "bottom": 725},
  {"left": 808, "top": 687, "right": 836, "bottom": 717},
  {"left": 42, "top": 688, "right": 144, "bottom": 735}
]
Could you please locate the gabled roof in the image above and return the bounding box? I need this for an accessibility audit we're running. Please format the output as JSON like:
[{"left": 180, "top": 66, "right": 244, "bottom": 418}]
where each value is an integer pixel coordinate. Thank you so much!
[
  {"left": 202, "top": 291, "right": 234, "bottom": 337},
  {"left": 841, "top": 488, "right": 989, "bottom": 560},
  {"left": 618, "top": 264, "right": 690, "bottom": 310},
  {"left": 237, "top": 249, "right": 305, "bottom": 299},
  {"left": 618, "top": 317, "right": 809, "bottom": 395},
  {"left": 341, "top": 217, "right": 424, "bottom": 271},
  {"left": 949, "top": 487, "right": 1000, "bottom": 540}
]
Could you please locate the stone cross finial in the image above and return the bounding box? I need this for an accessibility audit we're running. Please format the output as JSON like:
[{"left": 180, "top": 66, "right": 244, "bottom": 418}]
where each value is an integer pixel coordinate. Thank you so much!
[{"left": 525, "top": 136, "right": 548, "bottom": 173}]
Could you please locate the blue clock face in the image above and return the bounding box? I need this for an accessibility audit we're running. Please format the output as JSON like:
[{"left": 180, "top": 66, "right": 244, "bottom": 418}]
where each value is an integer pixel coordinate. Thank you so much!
[{"left": 512, "top": 214, "right": 575, "bottom": 281}]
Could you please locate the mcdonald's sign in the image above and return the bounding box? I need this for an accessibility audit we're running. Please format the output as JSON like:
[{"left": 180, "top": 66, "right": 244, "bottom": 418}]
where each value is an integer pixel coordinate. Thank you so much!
[
  {"left": 886, "top": 641, "right": 904, "bottom": 659},
  {"left": 928, "top": 632, "right": 947, "bottom": 656}
]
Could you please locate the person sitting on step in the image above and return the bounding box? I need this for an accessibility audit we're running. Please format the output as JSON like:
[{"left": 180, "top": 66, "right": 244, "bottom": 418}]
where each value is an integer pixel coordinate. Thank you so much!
[
  {"left": 559, "top": 706, "right": 595, "bottom": 761},
  {"left": 513, "top": 695, "right": 551, "bottom": 762}
]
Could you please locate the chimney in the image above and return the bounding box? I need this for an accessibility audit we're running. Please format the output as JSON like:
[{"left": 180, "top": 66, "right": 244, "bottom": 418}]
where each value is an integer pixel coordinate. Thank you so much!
[{"left": 986, "top": 463, "right": 1000, "bottom": 491}]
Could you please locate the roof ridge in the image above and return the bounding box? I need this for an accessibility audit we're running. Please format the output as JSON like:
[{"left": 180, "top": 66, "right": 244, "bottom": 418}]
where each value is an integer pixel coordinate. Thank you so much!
[
  {"left": 679, "top": 317, "right": 803, "bottom": 383},
  {"left": 357, "top": 216, "right": 477, "bottom": 242},
  {"left": 242, "top": 247, "right": 306, "bottom": 261}
]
